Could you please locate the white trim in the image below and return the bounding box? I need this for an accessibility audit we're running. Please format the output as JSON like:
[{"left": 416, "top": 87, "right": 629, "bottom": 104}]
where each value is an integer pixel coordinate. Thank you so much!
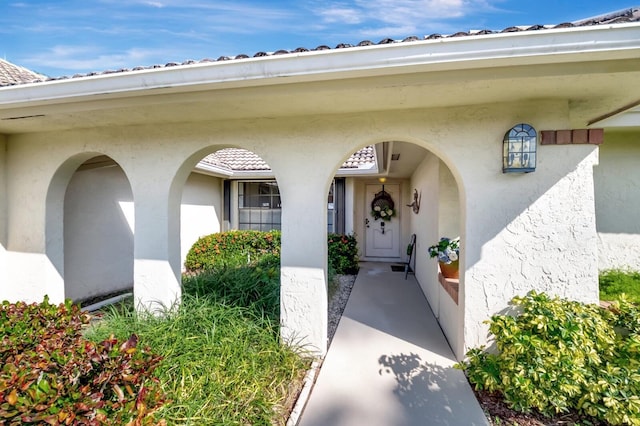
[
  {"left": 2, "top": 24, "right": 639, "bottom": 108},
  {"left": 590, "top": 104, "right": 640, "bottom": 128}
]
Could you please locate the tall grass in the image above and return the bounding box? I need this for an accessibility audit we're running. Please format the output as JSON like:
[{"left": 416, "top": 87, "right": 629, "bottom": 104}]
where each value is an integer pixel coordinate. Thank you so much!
[
  {"left": 87, "top": 257, "right": 310, "bottom": 425},
  {"left": 599, "top": 268, "right": 640, "bottom": 303}
]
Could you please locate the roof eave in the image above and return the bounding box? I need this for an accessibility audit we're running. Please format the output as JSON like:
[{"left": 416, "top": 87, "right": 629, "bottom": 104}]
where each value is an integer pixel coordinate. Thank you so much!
[{"left": 1, "top": 23, "right": 639, "bottom": 110}]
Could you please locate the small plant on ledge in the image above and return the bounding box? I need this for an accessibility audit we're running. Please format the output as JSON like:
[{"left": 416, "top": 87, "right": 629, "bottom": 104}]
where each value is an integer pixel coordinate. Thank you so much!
[{"left": 428, "top": 237, "right": 460, "bottom": 264}]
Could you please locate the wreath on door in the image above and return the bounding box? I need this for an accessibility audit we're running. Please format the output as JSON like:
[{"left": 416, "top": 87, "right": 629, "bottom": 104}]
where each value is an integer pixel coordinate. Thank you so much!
[{"left": 371, "top": 188, "right": 395, "bottom": 221}]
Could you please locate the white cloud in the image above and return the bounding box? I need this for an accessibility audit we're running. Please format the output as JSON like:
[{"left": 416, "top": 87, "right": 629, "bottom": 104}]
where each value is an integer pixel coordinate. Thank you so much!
[
  {"left": 318, "top": 7, "right": 364, "bottom": 24},
  {"left": 312, "top": 0, "right": 498, "bottom": 35},
  {"left": 22, "top": 45, "right": 173, "bottom": 73}
]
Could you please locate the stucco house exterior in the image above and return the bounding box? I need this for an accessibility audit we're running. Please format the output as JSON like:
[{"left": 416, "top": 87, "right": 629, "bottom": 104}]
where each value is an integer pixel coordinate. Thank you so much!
[{"left": 1, "top": 8, "right": 639, "bottom": 360}]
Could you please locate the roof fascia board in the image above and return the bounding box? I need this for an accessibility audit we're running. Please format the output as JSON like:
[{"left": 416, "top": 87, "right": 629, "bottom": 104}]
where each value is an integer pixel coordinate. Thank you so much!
[
  {"left": 1, "top": 24, "right": 639, "bottom": 109},
  {"left": 193, "top": 163, "right": 233, "bottom": 177},
  {"left": 591, "top": 107, "right": 640, "bottom": 127}
]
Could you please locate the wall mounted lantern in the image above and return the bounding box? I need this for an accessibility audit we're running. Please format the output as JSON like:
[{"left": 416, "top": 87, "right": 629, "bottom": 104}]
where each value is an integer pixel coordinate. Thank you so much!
[{"left": 503, "top": 123, "right": 537, "bottom": 173}]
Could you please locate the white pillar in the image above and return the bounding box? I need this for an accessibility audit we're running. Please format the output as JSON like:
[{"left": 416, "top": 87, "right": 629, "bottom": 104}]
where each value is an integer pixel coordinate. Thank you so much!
[
  {"left": 278, "top": 178, "right": 329, "bottom": 355},
  {"left": 131, "top": 173, "right": 182, "bottom": 312}
]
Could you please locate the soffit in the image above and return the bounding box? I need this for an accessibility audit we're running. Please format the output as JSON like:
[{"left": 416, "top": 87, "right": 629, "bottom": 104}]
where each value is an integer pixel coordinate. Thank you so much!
[{"left": 1, "top": 23, "right": 639, "bottom": 134}]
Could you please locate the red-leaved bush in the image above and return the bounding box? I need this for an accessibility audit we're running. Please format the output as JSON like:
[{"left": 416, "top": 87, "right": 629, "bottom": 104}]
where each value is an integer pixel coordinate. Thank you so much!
[{"left": 0, "top": 297, "right": 166, "bottom": 425}]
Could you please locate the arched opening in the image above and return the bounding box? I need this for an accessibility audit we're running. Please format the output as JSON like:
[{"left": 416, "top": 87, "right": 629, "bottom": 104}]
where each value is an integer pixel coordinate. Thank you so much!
[
  {"left": 178, "top": 147, "right": 282, "bottom": 271},
  {"left": 63, "top": 155, "right": 134, "bottom": 303},
  {"left": 327, "top": 140, "right": 463, "bottom": 353}
]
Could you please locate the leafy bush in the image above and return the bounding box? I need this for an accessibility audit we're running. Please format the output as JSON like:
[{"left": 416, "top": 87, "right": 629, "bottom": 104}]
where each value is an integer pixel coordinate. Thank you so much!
[
  {"left": 185, "top": 230, "right": 281, "bottom": 271},
  {"left": 327, "top": 233, "right": 359, "bottom": 275},
  {"left": 458, "top": 291, "right": 640, "bottom": 425},
  {"left": 600, "top": 268, "right": 640, "bottom": 303},
  {"left": 0, "top": 297, "right": 165, "bottom": 425},
  {"left": 186, "top": 230, "right": 360, "bottom": 276}
]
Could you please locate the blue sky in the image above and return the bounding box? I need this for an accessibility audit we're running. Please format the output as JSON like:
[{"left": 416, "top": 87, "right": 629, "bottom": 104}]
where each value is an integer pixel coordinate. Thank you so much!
[{"left": 2, "top": 0, "right": 638, "bottom": 77}]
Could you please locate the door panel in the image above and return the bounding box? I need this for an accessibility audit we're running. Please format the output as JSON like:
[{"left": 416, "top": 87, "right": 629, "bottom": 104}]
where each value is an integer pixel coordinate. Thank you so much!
[{"left": 365, "top": 184, "right": 400, "bottom": 258}]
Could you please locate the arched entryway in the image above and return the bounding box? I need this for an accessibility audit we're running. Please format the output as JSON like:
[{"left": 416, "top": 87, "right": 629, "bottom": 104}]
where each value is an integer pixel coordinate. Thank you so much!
[
  {"left": 177, "top": 147, "right": 282, "bottom": 271},
  {"left": 328, "top": 139, "right": 464, "bottom": 356},
  {"left": 64, "top": 156, "right": 134, "bottom": 303}
]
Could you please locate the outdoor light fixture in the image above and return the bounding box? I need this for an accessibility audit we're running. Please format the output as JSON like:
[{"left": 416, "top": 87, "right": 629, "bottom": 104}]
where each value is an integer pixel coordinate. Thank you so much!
[{"left": 503, "top": 123, "right": 537, "bottom": 173}]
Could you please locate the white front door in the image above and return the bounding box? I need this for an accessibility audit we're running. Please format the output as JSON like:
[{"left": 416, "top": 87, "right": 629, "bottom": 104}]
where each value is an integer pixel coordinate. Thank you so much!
[{"left": 365, "top": 184, "right": 400, "bottom": 258}]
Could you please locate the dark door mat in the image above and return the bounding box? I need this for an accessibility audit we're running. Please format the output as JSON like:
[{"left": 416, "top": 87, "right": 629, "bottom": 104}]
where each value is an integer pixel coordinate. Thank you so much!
[{"left": 390, "top": 264, "right": 411, "bottom": 272}]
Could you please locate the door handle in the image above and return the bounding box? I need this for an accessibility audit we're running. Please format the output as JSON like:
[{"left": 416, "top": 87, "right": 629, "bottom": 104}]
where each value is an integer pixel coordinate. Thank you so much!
[{"left": 365, "top": 218, "right": 370, "bottom": 228}]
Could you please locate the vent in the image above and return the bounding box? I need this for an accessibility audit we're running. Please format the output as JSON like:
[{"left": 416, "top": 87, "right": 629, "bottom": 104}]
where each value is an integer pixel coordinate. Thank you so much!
[{"left": 391, "top": 153, "right": 400, "bottom": 161}]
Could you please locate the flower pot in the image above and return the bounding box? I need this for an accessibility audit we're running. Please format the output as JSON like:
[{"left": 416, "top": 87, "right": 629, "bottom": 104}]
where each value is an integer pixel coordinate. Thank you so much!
[{"left": 439, "top": 260, "right": 459, "bottom": 279}]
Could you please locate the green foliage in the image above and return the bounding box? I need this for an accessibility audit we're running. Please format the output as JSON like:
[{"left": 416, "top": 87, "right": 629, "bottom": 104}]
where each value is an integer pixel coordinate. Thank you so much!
[
  {"left": 458, "top": 291, "right": 640, "bottom": 425},
  {"left": 600, "top": 269, "right": 640, "bottom": 303},
  {"left": 186, "top": 230, "right": 360, "bottom": 277},
  {"left": 0, "top": 297, "right": 165, "bottom": 425},
  {"left": 184, "top": 230, "right": 281, "bottom": 271},
  {"left": 183, "top": 254, "right": 281, "bottom": 322},
  {"left": 87, "top": 277, "right": 310, "bottom": 425},
  {"left": 327, "top": 233, "right": 360, "bottom": 275}
]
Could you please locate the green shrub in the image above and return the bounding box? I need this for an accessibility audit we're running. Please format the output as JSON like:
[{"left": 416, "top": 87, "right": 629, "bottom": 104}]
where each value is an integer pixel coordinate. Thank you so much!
[
  {"left": 186, "top": 230, "right": 360, "bottom": 276},
  {"left": 600, "top": 268, "right": 640, "bottom": 303},
  {"left": 0, "top": 297, "right": 165, "bottom": 425},
  {"left": 458, "top": 291, "right": 640, "bottom": 425},
  {"left": 327, "top": 233, "right": 359, "bottom": 275},
  {"left": 185, "top": 230, "right": 281, "bottom": 271}
]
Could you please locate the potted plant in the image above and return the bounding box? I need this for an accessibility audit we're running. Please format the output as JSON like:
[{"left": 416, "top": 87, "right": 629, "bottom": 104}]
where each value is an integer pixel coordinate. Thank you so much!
[{"left": 428, "top": 237, "right": 460, "bottom": 279}]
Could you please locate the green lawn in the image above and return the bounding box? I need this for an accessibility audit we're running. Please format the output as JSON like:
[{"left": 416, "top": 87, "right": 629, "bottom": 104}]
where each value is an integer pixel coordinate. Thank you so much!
[{"left": 599, "top": 268, "right": 640, "bottom": 303}]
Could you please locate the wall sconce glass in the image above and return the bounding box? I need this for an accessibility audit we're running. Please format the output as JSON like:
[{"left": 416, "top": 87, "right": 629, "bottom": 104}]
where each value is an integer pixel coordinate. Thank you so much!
[{"left": 503, "top": 123, "right": 537, "bottom": 173}]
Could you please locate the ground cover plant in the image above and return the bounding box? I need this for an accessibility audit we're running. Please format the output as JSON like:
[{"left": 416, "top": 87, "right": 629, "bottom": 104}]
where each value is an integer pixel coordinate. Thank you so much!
[
  {"left": 0, "top": 297, "right": 165, "bottom": 425},
  {"left": 458, "top": 291, "right": 640, "bottom": 425},
  {"left": 3, "top": 230, "right": 358, "bottom": 425},
  {"left": 600, "top": 269, "right": 640, "bottom": 304}
]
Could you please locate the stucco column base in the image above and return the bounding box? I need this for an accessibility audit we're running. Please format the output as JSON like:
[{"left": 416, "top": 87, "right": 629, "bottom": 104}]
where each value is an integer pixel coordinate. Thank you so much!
[
  {"left": 134, "top": 259, "right": 181, "bottom": 313},
  {"left": 280, "top": 266, "right": 328, "bottom": 356}
]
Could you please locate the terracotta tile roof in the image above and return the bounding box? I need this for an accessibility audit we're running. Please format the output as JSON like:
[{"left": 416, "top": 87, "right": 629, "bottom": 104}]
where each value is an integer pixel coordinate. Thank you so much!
[
  {"left": 202, "top": 148, "right": 270, "bottom": 171},
  {"left": 0, "top": 58, "right": 46, "bottom": 86},
  {"left": 0, "top": 7, "right": 638, "bottom": 87},
  {"left": 199, "top": 146, "right": 375, "bottom": 172}
]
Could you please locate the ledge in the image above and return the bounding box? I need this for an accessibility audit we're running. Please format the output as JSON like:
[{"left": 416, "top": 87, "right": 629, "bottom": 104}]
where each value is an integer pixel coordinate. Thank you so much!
[{"left": 438, "top": 273, "right": 459, "bottom": 304}]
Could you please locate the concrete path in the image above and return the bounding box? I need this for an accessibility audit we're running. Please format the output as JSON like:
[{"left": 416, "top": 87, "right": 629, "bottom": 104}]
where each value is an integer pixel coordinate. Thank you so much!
[{"left": 297, "top": 262, "right": 489, "bottom": 426}]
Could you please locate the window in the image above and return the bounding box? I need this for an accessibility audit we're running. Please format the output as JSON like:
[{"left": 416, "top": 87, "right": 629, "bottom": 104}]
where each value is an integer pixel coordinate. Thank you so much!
[
  {"left": 238, "top": 181, "right": 281, "bottom": 231},
  {"left": 232, "top": 179, "right": 344, "bottom": 233}
]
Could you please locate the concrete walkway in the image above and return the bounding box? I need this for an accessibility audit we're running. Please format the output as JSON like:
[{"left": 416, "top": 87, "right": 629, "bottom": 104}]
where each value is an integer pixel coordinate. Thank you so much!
[{"left": 297, "top": 262, "right": 489, "bottom": 426}]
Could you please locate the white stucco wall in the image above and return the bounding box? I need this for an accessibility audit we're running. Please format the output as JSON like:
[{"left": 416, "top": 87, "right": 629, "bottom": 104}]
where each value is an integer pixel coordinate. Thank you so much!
[
  {"left": 439, "top": 165, "right": 460, "bottom": 239},
  {"left": 594, "top": 131, "right": 640, "bottom": 271},
  {"left": 461, "top": 102, "right": 600, "bottom": 356},
  {"left": 408, "top": 154, "right": 464, "bottom": 356},
  {"left": 180, "top": 172, "right": 222, "bottom": 269},
  {"left": 0, "top": 135, "right": 6, "bottom": 291},
  {"left": 64, "top": 163, "right": 134, "bottom": 301},
  {"left": 1, "top": 99, "right": 600, "bottom": 356},
  {"left": 408, "top": 153, "right": 440, "bottom": 310}
]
